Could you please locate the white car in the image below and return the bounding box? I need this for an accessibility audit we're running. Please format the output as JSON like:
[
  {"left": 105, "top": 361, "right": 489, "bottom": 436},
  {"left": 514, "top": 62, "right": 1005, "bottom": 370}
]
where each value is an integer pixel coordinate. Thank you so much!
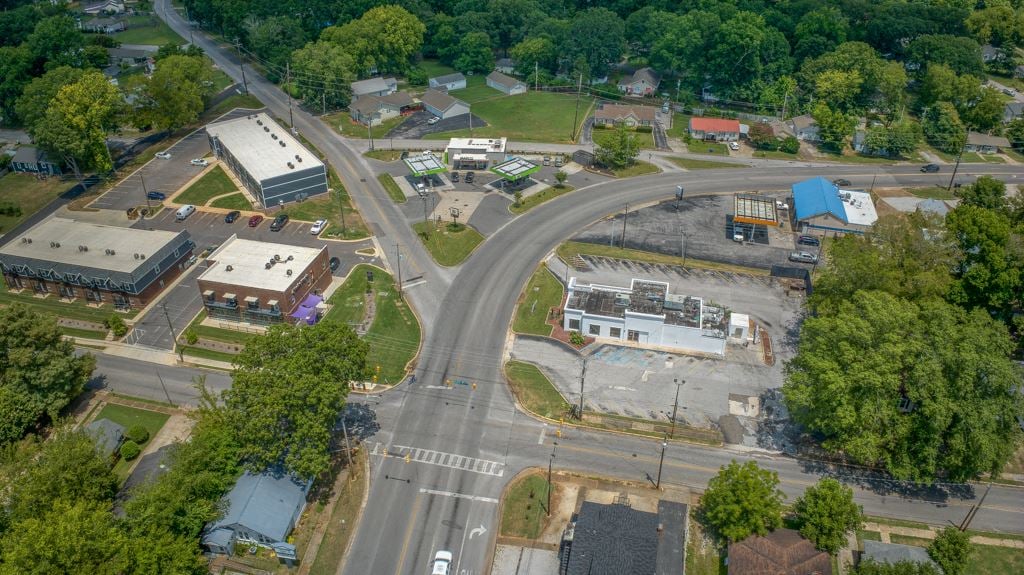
[
  {"left": 190, "top": 158, "right": 209, "bottom": 167},
  {"left": 155, "top": 151, "right": 172, "bottom": 160},
  {"left": 431, "top": 551, "right": 453, "bottom": 575},
  {"left": 427, "top": 116, "right": 440, "bottom": 125},
  {"left": 728, "top": 141, "right": 740, "bottom": 151},
  {"left": 310, "top": 219, "right": 327, "bottom": 235}
]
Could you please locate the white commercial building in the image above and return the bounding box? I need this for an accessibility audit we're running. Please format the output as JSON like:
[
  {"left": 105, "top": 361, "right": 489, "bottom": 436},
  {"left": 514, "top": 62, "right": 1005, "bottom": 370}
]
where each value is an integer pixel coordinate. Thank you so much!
[
  {"left": 563, "top": 277, "right": 749, "bottom": 356},
  {"left": 444, "top": 137, "right": 507, "bottom": 169}
]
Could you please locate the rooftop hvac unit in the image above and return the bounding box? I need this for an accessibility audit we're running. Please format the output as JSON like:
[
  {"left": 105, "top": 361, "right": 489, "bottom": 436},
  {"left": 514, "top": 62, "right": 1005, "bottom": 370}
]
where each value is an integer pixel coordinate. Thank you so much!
[
  {"left": 279, "top": 141, "right": 285, "bottom": 147},
  {"left": 271, "top": 133, "right": 277, "bottom": 140},
  {"left": 139, "top": 254, "right": 145, "bottom": 259},
  {"left": 263, "top": 126, "right": 269, "bottom": 132},
  {"left": 134, "top": 253, "right": 140, "bottom": 259},
  {"left": 50, "top": 241, "right": 57, "bottom": 248},
  {"left": 105, "top": 249, "right": 115, "bottom": 255},
  {"left": 225, "top": 265, "right": 233, "bottom": 271},
  {"left": 286, "top": 269, "right": 293, "bottom": 276},
  {"left": 265, "top": 262, "right": 273, "bottom": 269},
  {"left": 287, "top": 162, "right": 294, "bottom": 169},
  {"left": 286, "top": 255, "right": 293, "bottom": 261},
  {"left": 274, "top": 254, "right": 281, "bottom": 261},
  {"left": 256, "top": 119, "right": 262, "bottom": 125},
  {"left": 296, "top": 156, "right": 302, "bottom": 162},
  {"left": 78, "top": 245, "right": 88, "bottom": 252},
  {"left": 21, "top": 237, "right": 30, "bottom": 244}
]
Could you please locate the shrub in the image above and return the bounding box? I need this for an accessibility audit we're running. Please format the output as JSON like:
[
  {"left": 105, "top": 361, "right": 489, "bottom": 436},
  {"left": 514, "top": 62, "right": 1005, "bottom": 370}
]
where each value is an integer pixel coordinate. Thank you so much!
[
  {"left": 125, "top": 425, "right": 150, "bottom": 444},
  {"left": 120, "top": 440, "right": 141, "bottom": 461},
  {"left": 406, "top": 66, "right": 428, "bottom": 86},
  {"left": 0, "top": 202, "right": 21, "bottom": 217},
  {"left": 780, "top": 136, "right": 800, "bottom": 154},
  {"left": 636, "top": 126, "right": 653, "bottom": 133},
  {"left": 513, "top": 191, "right": 523, "bottom": 206},
  {"left": 184, "top": 328, "right": 198, "bottom": 345},
  {"left": 105, "top": 314, "right": 128, "bottom": 338},
  {"left": 569, "top": 331, "right": 585, "bottom": 346},
  {"left": 0, "top": 155, "right": 11, "bottom": 169}
]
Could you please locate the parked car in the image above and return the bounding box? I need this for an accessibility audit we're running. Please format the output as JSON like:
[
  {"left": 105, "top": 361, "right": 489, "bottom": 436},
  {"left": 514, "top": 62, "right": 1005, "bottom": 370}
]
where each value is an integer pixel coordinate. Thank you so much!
[
  {"left": 146, "top": 191, "right": 166, "bottom": 200},
  {"left": 797, "top": 235, "right": 820, "bottom": 246},
  {"left": 921, "top": 164, "right": 940, "bottom": 173},
  {"left": 833, "top": 178, "right": 851, "bottom": 187},
  {"left": 733, "top": 231, "right": 744, "bottom": 242},
  {"left": 183, "top": 255, "right": 198, "bottom": 268},
  {"left": 554, "top": 156, "right": 563, "bottom": 167},
  {"left": 329, "top": 256, "right": 340, "bottom": 272},
  {"left": 431, "top": 551, "right": 453, "bottom": 575},
  {"left": 728, "top": 141, "right": 740, "bottom": 151},
  {"left": 310, "top": 219, "right": 327, "bottom": 234},
  {"left": 155, "top": 151, "right": 172, "bottom": 160},
  {"left": 270, "top": 214, "right": 289, "bottom": 231},
  {"left": 427, "top": 116, "right": 440, "bottom": 125},
  {"left": 464, "top": 171, "right": 474, "bottom": 183},
  {"left": 190, "top": 158, "right": 209, "bottom": 167},
  {"left": 789, "top": 251, "right": 818, "bottom": 264},
  {"left": 775, "top": 200, "right": 788, "bottom": 210},
  {"left": 224, "top": 210, "right": 240, "bottom": 223},
  {"left": 175, "top": 204, "right": 196, "bottom": 221},
  {"left": 450, "top": 172, "right": 459, "bottom": 182},
  {"left": 1003, "top": 88, "right": 1015, "bottom": 96},
  {"left": 247, "top": 214, "right": 264, "bottom": 227},
  {"left": 543, "top": 156, "right": 551, "bottom": 166}
]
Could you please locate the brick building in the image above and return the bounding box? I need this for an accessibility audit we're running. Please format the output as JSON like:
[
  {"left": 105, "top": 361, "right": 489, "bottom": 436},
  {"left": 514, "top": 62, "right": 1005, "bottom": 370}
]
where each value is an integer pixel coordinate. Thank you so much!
[
  {"left": 0, "top": 217, "right": 194, "bottom": 310},
  {"left": 197, "top": 236, "right": 331, "bottom": 325}
]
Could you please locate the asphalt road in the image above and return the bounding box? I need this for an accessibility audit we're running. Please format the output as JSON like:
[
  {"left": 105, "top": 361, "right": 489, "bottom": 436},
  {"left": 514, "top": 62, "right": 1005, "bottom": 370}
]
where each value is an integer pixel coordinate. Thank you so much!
[
  {"left": 154, "top": 4, "right": 1024, "bottom": 574},
  {"left": 86, "top": 351, "right": 232, "bottom": 405}
]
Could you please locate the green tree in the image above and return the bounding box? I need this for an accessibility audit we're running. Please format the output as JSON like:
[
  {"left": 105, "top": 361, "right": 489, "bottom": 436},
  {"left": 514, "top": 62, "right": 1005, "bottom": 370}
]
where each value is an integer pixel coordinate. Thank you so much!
[
  {"left": 700, "top": 460, "right": 784, "bottom": 542},
  {"left": 928, "top": 527, "right": 972, "bottom": 575},
  {"left": 322, "top": 5, "right": 425, "bottom": 75},
  {"left": 749, "top": 123, "right": 778, "bottom": 150},
  {"left": 565, "top": 7, "right": 625, "bottom": 79},
  {"left": 784, "top": 290, "right": 1023, "bottom": 482},
  {"left": 923, "top": 102, "right": 966, "bottom": 154},
  {"left": 811, "top": 101, "right": 855, "bottom": 151},
  {"left": 651, "top": 11, "right": 719, "bottom": 89},
  {"left": 793, "top": 7, "right": 849, "bottom": 60},
  {"left": 800, "top": 42, "right": 885, "bottom": 108},
  {"left": 0, "top": 46, "right": 32, "bottom": 124},
  {"left": 854, "top": 560, "right": 940, "bottom": 575},
  {"left": 794, "top": 478, "right": 862, "bottom": 554},
  {"left": 454, "top": 32, "right": 495, "bottom": 74},
  {"left": 510, "top": 37, "right": 556, "bottom": 75},
  {"left": 708, "top": 12, "right": 792, "bottom": 98},
  {"left": 15, "top": 66, "right": 84, "bottom": 130},
  {"left": 487, "top": 0, "right": 542, "bottom": 50},
  {"left": 0, "top": 305, "right": 95, "bottom": 445},
  {"left": 122, "top": 526, "right": 207, "bottom": 574},
  {"left": 960, "top": 87, "right": 1004, "bottom": 131},
  {"left": 965, "top": 5, "right": 1023, "bottom": 48},
  {"left": 26, "top": 15, "right": 84, "bottom": 69},
  {"left": 291, "top": 40, "right": 355, "bottom": 110},
  {"left": 876, "top": 61, "right": 908, "bottom": 117},
  {"left": 917, "top": 64, "right": 980, "bottom": 110},
  {"left": 907, "top": 34, "right": 983, "bottom": 76},
  {"left": 814, "top": 69, "right": 863, "bottom": 111},
  {"left": 136, "top": 55, "right": 215, "bottom": 130},
  {"left": 946, "top": 204, "right": 1022, "bottom": 315},
  {"left": 595, "top": 124, "right": 640, "bottom": 169},
  {"left": 243, "top": 15, "right": 306, "bottom": 82},
  {"left": 0, "top": 500, "right": 127, "bottom": 575},
  {"left": 1006, "top": 118, "right": 1024, "bottom": 150},
  {"left": 863, "top": 120, "right": 921, "bottom": 158},
  {"left": 955, "top": 176, "right": 1006, "bottom": 212},
  {"left": 554, "top": 170, "right": 567, "bottom": 188},
  {"left": 225, "top": 321, "right": 369, "bottom": 479}
]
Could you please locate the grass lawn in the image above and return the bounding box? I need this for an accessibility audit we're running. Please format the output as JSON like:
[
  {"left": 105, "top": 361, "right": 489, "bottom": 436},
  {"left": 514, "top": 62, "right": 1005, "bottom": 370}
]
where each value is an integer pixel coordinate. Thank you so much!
[
  {"left": 669, "top": 157, "right": 746, "bottom": 170},
  {"left": 210, "top": 68, "right": 234, "bottom": 93},
  {"left": 505, "top": 361, "right": 570, "bottom": 419},
  {"left": 322, "top": 265, "right": 420, "bottom": 384},
  {"left": 591, "top": 126, "right": 656, "bottom": 150},
  {"left": 182, "top": 346, "right": 237, "bottom": 364},
  {"left": 279, "top": 188, "right": 369, "bottom": 240},
  {"left": 1003, "top": 147, "right": 1024, "bottom": 162},
  {"left": 817, "top": 151, "right": 901, "bottom": 165},
  {"left": 411, "top": 221, "right": 484, "bottom": 266},
  {"left": 378, "top": 174, "right": 406, "bottom": 203},
  {"left": 666, "top": 112, "right": 693, "bottom": 139},
  {"left": 0, "top": 289, "right": 139, "bottom": 323},
  {"left": 175, "top": 165, "right": 236, "bottom": 206},
  {"left": 418, "top": 59, "right": 456, "bottom": 79},
  {"left": 446, "top": 74, "right": 502, "bottom": 104},
  {"left": 686, "top": 520, "right": 726, "bottom": 575},
  {"left": 513, "top": 266, "right": 564, "bottom": 336},
  {"left": 208, "top": 192, "right": 253, "bottom": 211},
  {"left": 921, "top": 144, "right": 956, "bottom": 163},
  {"left": 752, "top": 150, "right": 800, "bottom": 160},
  {"left": 510, "top": 185, "right": 575, "bottom": 214},
  {"left": 112, "top": 15, "right": 185, "bottom": 46},
  {"left": 557, "top": 240, "right": 769, "bottom": 276},
  {"left": 365, "top": 149, "right": 404, "bottom": 161},
  {"left": 184, "top": 310, "right": 256, "bottom": 345},
  {"left": 435, "top": 90, "right": 594, "bottom": 143},
  {"left": 889, "top": 534, "right": 933, "bottom": 547},
  {"left": 308, "top": 453, "right": 368, "bottom": 575},
  {"left": 323, "top": 112, "right": 407, "bottom": 139},
  {"left": 688, "top": 141, "right": 730, "bottom": 155},
  {"left": 60, "top": 326, "right": 109, "bottom": 339},
  {"left": 908, "top": 186, "right": 957, "bottom": 200},
  {"left": 967, "top": 545, "right": 1024, "bottom": 575},
  {"left": 205, "top": 94, "right": 264, "bottom": 118},
  {"left": 609, "top": 160, "right": 660, "bottom": 178},
  {"left": 0, "top": 173, "right": 72, "bottom": 235},
  {"left": 499, "top": 473, "right": 552, "bottom": 539},
  {"left": 960, "top": 152, "right": 1005, "bottom": 163},
  {"left": 96, "top": 403, "right": 169, "bottom": 480}
]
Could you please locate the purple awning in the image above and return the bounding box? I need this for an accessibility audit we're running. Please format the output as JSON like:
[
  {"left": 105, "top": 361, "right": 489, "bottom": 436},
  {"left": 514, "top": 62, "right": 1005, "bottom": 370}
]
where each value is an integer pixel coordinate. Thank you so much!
[{"left": 289, "top": 294, "right": 324, "bottom": 325}]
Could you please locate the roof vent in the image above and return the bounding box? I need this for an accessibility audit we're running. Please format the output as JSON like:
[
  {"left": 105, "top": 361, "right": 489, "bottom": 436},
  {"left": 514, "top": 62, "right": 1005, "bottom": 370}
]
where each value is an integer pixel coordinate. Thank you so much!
[
  {"left": 50, "top": 241, "right": 57, "bottom": 248},
  {"left": 265, "top": 262, "right": 273, "bottom": 270},
  {"left": 271, "top": 133, "right": 278, "bottom": 140},
  {"left": 274, "top": 254, "right": 281, "bottom": 261},
  {"left": 286, "top": 255, "right": 293, "bottom": 261},
  {"left": 287, "top": 162, "right": 294, "bottom": 169},
  {"left": 105, "top": 249, "right": 116, "bottom": 255},
  {"left": 21, "top": 238, "right": 30, "bottom": 244},
  {"left": 286, "top": 269, "right": 293, "bottom": 276},
  {"left": 134, "top": 253, "right": 140, "bottom": 259},
  {"left": 256, "top": 119, "right": 262, "bottom": 125},
  {"left": 139, "top": 254, "right": 145, "bottom": 259},
  {"left": 296, "top": 155, "right": 302, "bottom": 162},
  {"left": 78, "top": 245, "right": 88, "bottom": 252},
  {"left": 225, "top": 265, "right": 233, "bottom": 271},
  {"left": 263, "top": 126, "right": 269, "bottom": 132},
  {"left": 279, "top": 140, "right": 285, "bottom": 147}
]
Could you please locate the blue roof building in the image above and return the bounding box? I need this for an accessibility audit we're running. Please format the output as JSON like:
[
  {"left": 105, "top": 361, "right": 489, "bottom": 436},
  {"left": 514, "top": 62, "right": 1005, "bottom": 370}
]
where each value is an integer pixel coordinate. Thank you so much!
[
  {"left": 792, "top": 177, "right": 877, "bottom": 235},
  {"left": 201, "top": 470, "right": 311, "bottom": 554}
]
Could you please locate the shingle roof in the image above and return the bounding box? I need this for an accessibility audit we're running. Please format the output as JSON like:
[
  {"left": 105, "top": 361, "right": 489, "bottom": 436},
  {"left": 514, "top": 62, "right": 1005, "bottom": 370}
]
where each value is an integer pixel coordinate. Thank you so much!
[
  {"left": 350, "top": 77, "right": 395, "bottom": 96},
  {"left": 727, "top": 528, "right": 832, "bottom": 575},
  {"left": 594, "top": 104, "right": 656, "bottom": 122},
  {"left": 208, "top": 470, "right": 310, "bottom": 543},
  {"left": 689, "top": 117, "right": 740, "bottom": 133},
  {"left": 420, "top": 89, "right": 466, "bottom": 113},
  {"left": 430, "top": 72, "right": 465, "bottom": 85},
  {"left": 790, "top": 114, "right": 818, "bottom": 130},
  {"left": 12, "top": 146, "right": 43, "bottom": 164},
  {"left": 862, "top": 541, "right": 939, "bottom": 570},
  {"left": 793, "top": 176, "right": 848, "bottom": 223},
  {"left": 621, "top": 67, "right": 660, "bottom": 87},
  {"left": 379, "top": 91, "right": 413, "bottom": 107},
  {"left": 350, "top": 96, "right": 385, "bottom": 116},
  {"left": 967, "top": 131, "right": 1010, "bottom": 147},
  {"left": 487, "top": 70, "right": 525, "bottom": 89},
  {"left": 917, "top": 198, "right": 950, "bottom": 216},
  {"left": 566, "top": 502, "right": 659, "bottom": 575}
]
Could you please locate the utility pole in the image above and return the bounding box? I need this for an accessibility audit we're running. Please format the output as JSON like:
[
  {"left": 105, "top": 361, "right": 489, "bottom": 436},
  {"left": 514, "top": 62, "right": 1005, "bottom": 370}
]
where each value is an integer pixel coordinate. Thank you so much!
[
  {"left": 234, "top": 40, "right": 248, "bottom": 95},
  {"left": 160, "top": 302, "right": 183, "bottom": 362},
  {"left": 680, "top": 229, "right": 687, "bottom": 267},
  {"left": 322, "top": 90, "right": 327, "bottom": 116},
  {"left": 577, "top": 358, "right": 587, "bottom": 419},
  {"left": 670, "top": 379, "right": 684, "bottom": 438},
  {"left": 675, "top": 79, "right": 681, "bottom": 103},
  {"left": 547, "top": 441, "right": 558, "bottom": 517},
  {"left": 656, "top": 435, "right": 667, "bottom": 489},
  {"left": 947, "top": 146, "right": 964, "bottom": 191},
  {"left": 154, "top": 369, "right": 175, "bottom": 407},
  {"left": 535, "top": 61, "right": 539, "bottom": 92},
  {"left": 959, "top": 481, "right": 991, "bottom": 531},
  {"left": 340, "top": 416, "right": 354, "bottom": 469},
  {"left": 570, "top": 72, "right": 584, "bottom": 142},
  {"left": 394, "top": 243, "right": 402, "bottom": 297},
  {"left": 418, "top": 190, "right": 430, "bottom": 225},
  {"left": 367, "top": 121, "right": 374, "bottom": 151},
  {"left": 141, "top": 174, "right": 152, "bottom": 212},
  {"left": 870, "top": 173, "right": 877, "bottom": 194},
  {"left": 286, "top": 61, "right": 294, "bottom": 128},
  {"left": 620, "top": 203, "right": 629, "bottom": 248},
  {"left": 469, "top": 106, "right": 473, "bottom": 136}
]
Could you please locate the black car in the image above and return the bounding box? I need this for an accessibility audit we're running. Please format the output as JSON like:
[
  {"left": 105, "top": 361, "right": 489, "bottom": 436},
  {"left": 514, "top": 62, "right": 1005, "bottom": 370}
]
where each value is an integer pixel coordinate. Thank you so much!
[
  {"left": 464, "top": 171, "right": 474, "bottom": 183},
  {"left": 921, "top": 163, "right": 940, "bottom": 173},
  {"left": 269, "top": 214, "right": 289, "bottom": 231},
  {"left": 146, "top": 191, "right": 166, "bottom": 200},
  {"left": 451, "top": 172, "right": 459, "bottom": 182},
  {"left": 833, "top": 178, "right": 851, "bottom": 187},
  {"left": 224, "top": 210, "right": 240, "bottom": 223},
  {"left": 797, "top": 235, "right": 820, "bottom": 247},
  {"left": 329, "top": 257, "right": 340, "bottom": 272}
]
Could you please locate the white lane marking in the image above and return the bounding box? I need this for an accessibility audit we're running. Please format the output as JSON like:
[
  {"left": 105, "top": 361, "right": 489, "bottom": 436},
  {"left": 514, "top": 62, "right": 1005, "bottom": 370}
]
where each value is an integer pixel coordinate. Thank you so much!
[
  {"left": 402, "top": 279, "right": 427, "bottom": 289},
  {"left": 371, "top": 443, "right": 506, "bottom": 477},
  {"left": 417, "top": 488, "right": 498, "bottom": 504},
  {"left": 538, "top": 424, "right": 546, "bottom": 445},
  {"left": 423, "top": 385, "right": 449, "bottom": 390}
]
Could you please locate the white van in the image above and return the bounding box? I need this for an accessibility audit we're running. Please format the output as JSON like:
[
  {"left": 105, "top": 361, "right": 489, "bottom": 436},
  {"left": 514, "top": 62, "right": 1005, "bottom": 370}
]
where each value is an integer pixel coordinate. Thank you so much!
[{"left": 175, "top": 205, "right": 196, "bottom": 221}]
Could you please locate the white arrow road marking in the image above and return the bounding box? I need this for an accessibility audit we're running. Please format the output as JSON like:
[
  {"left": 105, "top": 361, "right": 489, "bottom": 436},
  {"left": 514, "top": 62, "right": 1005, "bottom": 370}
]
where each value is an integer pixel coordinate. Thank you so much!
[
  {"left": 469, "top": 524, "right": 487, "bottom": 539},
  {"left": 418, "top": 488, "right": 498, "bottom": 504}
]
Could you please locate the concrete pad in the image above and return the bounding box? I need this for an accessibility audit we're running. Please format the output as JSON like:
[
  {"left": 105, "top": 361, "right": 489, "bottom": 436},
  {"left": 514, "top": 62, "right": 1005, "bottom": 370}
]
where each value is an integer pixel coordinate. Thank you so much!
[{"left": 491, "top": 545, "right": 560, "bottom": 575}]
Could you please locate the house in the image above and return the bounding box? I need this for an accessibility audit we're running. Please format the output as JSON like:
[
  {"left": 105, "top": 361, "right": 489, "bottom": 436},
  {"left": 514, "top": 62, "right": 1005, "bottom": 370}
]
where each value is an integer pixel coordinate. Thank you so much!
[
  {"left": 10, "top": 146, "right": 61, "bottom": 175},
  {"left": 420, "top": 89, "right": 470, "bottom": 120},
  {"left": 206, "top": 112, "right": 328, "bottom": 207},
  {"left": 201, "top": 470, "right": 311, "bottom": 554},
  {"left": 561, "top": 500, "right": 686, "bottom": 575},
  {"left": 495, "top": 58, "right": 515, "bottom": 75},
  {"left": 198, "top": 236, "right": 332, "bottom": 325},
  {"left": 348, "top": 91, "right": 413, "bottom": 126},
  {"left": 428, "top": 72, "right": 466, "bottom": 91},
  {"left": 85, "top": 418, "right": 125, "bottom": 459},
  {"left": 83, "top": 0, "right": 125, "bottom": 14},
  {"left": 107, "top": 47, "right": 155, "bottom": 74},
  {"left": 981, "top": 44, "right": 1004, "bottom": 63},
  {"left": 727, "top": 528, "right": 832, "bottom": 575},
  {"left": 617, "top": 67, "right": 661, "bottom": 96},
  {"left": 792, "top": 176, "right": 878, "bottom": 235},
  {"left": 486, "top": 71, "right": 527, "bottom": 95},
  {"left": 789, "top": 115, "right": 820, "bottom": 141},
  {"left": 688, "top": 117, "right": 741, "bottom": 141},
  {"left": 965, "top": 131, "right": 1010, "bottom": 154},
  {"left": 860, "top": 541, "right": 940, "bottom": 572},
  {"left": 445, "top": 137, "right": 507, "bottom": 169},
  {"left": 593, "top": 104, "right": 656, "bottom": 127},
  {"left": 1015, "top": 65, "right": 1024, "bottom": 79},
  {"left": 563, "top": 277, "right": 737, "bottom": 356},
  {"left": 1004, "top": 102, "right": 1024, "bottom": 123},
  {"left": 0, "top": 217, "right": 194, "bottom": 310},
  {"left": 349, "top": 76, "right": 397, "bottom": 101},
  {"left": 80, "top": 16, "right": 125, "bottom": 33}
]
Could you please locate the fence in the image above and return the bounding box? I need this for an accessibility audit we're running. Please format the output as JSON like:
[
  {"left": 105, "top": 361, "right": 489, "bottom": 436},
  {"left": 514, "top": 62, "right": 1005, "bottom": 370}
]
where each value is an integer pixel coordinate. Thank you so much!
[{"left": 770, "top": 264, "right": 812, "bottom": 296}]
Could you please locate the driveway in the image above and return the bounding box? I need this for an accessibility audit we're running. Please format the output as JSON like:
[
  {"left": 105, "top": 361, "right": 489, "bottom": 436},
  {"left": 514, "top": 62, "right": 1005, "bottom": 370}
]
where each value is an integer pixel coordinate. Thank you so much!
[{"left": 384, "top": 110, "right": 488, "bottom": 140}]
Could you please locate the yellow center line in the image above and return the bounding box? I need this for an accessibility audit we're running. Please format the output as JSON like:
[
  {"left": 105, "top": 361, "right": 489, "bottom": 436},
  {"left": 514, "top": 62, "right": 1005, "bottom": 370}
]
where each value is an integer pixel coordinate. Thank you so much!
[{"left": 394, "top": 491, "right": 423, "bottom": 575}]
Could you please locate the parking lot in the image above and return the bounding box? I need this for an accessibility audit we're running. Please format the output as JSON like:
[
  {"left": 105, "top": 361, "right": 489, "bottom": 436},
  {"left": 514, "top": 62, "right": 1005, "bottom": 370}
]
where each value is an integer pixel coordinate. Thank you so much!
[
  {"left": 89, "top": 108, "right": 254, "bottom": 212},
  {"left": 384, "top": 110, "right": 488, "bottom": 139}
]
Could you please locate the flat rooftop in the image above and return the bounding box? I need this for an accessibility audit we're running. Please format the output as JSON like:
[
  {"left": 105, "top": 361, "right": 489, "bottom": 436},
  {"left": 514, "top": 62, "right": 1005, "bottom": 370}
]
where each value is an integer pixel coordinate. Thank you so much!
[
  {"left": 734, "top": 194, "right": 778, "bottom": 225},
  {"left": 490, "top": 156, "right": 540, "bottom": 181},
  {"left": 0, "top": 217, "right": 185, "bottom": 274},
  {"left": 200, "top": 237, "right": 325, "bottom": 292},
  {"left": 404, "top": 151, "right": 446, "bottom": 176},
  {"left": 206, "top": 112, "right": 323, "bottom": 183},
  {"left": 566, "top": 277, "right": 731, "bottom": 335},
  {"left": 838, "top": 189, "right": 878, "bottom": 226},
  {"left": 446, "top": 137, "right": 506, "bottom": 152}
]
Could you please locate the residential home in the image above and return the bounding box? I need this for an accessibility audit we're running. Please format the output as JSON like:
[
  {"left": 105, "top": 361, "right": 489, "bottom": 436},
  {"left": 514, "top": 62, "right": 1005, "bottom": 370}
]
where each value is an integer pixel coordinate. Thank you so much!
[
  {"left": 1003, "top": 102, "right": 1024, "bottom": 123},
  {"left": 80, "top": 16, "right": 125, "bottom": 33},
  {"left": 860, "top": 541, "right": 940, "bottom": 572},
  {"left": 1015, "top": 65, "right": 1024, "bottom": 79},
  {"left": 350, "top": 76, "right": 397, "bottom": 101},
  {"left": 348, "top": 91, "right": 413, "bottom": 126},
  {"left": 201, "top": 470, "right": 311, "bottom": 554},
  {"left": 428, "top": 72, "right": 466, "bottom": 91},
  {"left": 793, "top": 176, "right": 878, "bottom": 235},
  {"left": 727, "top": 528, "right": 832, "bottom": 575},
  {"left": 981, "top": 44, "right": 1004, "bottom": 63},
  {"left": 85, "top": 418, "right": 125, "bottom": 459},
  {"left": 593, "top": 104, "right": 656, "bottom": 127},
  {"left": 83, "top": 0, "right": 125, "bottom": 14},
  {"left": 561, "top": 500, "right": 686, "bottom": 575},
  {"left": 688, "top": 117, "right": 741, "bottom": 141},
  {"left": 10, "top": 146, "right": 61, "bottom": 176},
  {"left": 965, "top": 131, "right": 1010, "bottom": 154},
  {"left": 617, "top": 67, "right": 661, "bottom": 97},
  {"left": 495, "top": 58, "right": 515, "bottom": 75},
  {"left": 789, "top": 115, "right": 820, "bottom": 141},
  {"left": 107, "top": 47, "right": 155, "bottom": 74},
  {"left": 486, "top": 71, "right": 527, "bottom": 95},
  {"left": 420, "top": 89, "right": 470, "bottom": 120}
]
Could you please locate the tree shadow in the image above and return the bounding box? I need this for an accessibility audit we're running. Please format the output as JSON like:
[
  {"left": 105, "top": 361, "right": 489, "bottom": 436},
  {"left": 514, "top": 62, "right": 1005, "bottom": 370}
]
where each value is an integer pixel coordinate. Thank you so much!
[{"left": 794, "top": 455, "right": 976, "bottom": 504}]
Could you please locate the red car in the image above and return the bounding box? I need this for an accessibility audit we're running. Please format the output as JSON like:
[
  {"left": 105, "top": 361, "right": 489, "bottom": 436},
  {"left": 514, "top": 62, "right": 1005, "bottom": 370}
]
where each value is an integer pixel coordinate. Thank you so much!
[{"left": 248, "top": 215, "right": 264, "bottom": 227}]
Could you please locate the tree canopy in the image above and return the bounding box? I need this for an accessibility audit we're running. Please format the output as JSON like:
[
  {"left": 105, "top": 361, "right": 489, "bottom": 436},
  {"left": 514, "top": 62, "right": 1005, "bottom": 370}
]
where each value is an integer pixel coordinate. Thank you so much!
[
  {"left": 700, "top": 460, "right": 785, "bottom": 542},
  {"left": 793, "top": 478, "right": 862, "bottom": 554},
  {"left": 927, "top": 527, "right": 971, "bottom": 575}
]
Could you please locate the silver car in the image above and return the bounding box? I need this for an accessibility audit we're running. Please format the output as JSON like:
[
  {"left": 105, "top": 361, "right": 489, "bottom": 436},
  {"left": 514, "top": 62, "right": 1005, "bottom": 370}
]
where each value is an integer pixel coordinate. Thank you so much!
[{"left": 789, "top": 251, "right": 818, "bottom": 264}]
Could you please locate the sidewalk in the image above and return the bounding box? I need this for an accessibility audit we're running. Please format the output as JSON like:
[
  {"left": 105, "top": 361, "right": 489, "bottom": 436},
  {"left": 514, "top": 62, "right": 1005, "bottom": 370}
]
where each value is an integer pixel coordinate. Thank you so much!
[{"left": 862, "top": 521, "right": 1024, "bottom": 549}]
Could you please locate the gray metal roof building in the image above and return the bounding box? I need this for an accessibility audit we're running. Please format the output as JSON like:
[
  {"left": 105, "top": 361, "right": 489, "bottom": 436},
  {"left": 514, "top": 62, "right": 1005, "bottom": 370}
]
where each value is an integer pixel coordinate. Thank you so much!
[
  {"left": 861, "top": 541, "right": 940, "bottom": 571},
  {"left": 206, "top": 112, "right": 328, "bottom": 208},
  {"left": 201, "top": 470, "right": 311, "bottom": 554},
  {"left": 563, "top": 500, "right": 686, "bottom": 575}
]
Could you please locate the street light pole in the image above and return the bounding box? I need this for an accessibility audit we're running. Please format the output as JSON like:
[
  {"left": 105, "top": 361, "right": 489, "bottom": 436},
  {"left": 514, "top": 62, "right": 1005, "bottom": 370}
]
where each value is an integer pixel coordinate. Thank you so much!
[
  {"left": 947, "top": 146, "right": 964, "bottom": 191},
  {"left": 577, "top": 358, "right": 587, "bottom": 419},
  {"left": 547, "top": 441, "right": 557, "bottom": 517},
  {"left": 160, "top": 302, "right": 183, "bottom": 362},
  {"left": 670, "top": 378, "right": 684, "bottom": 438},
  {"left": 656, "top": 436, "right": 667, "bottom": 489}
]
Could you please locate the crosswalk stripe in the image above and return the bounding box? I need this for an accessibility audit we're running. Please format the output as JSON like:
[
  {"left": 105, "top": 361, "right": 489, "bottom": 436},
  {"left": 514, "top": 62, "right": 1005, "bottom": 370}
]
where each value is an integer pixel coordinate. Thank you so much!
[{"left": 371, "top": 443, "right": 506, "bottom": 477}]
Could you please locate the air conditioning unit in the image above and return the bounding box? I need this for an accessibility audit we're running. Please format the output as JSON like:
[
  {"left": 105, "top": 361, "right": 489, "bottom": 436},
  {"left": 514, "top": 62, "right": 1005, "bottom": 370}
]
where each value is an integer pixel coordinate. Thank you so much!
[
  {"left": 225, "top": 265, "right": 233, "bottom": 271},
  {"left": 256, "top": 119, "right": 262, "bottom": 125},
  {"left": 265, "top": 262, "right": 273, "bottom": 270},
  {"left": 287, "top": 162, "right": 294, "bottom": 169},
  {"left": 263, "top": 126, "right": 269, "bottom": 132},
  {"left": 274, "top": 254, "right": 281, "bottom": 261},
  {"left": 78, "top": 245, "right": 88, "bottom": 252},
  {"left": 271, "top": 133, "right": 278, "bottom": 140},
  {"left": 279, "top": 141, "right": 285, "bottom": 147},
  {"left": 134, "top": 253, "right": 140, "bottom": 259},
  {"left": 286, "top": 269, "right": 293, "bottom": 276},
  {"left": 286, "top": 255, "right": 293, "bottom": 261},
  {"left": 139, "top": 254, "right": 145, "bottom": 259}
]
